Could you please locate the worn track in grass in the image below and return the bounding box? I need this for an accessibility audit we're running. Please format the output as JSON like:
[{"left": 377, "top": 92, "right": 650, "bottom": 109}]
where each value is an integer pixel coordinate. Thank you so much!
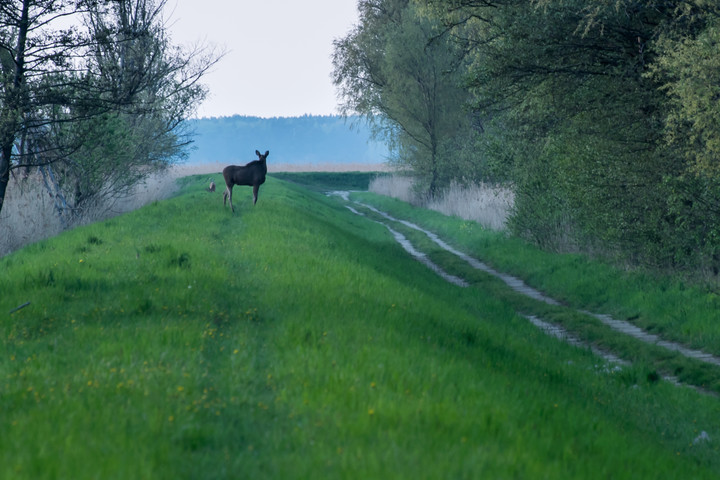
[{"left": 332, "top": 192, "right": 720, "bottom": 394}]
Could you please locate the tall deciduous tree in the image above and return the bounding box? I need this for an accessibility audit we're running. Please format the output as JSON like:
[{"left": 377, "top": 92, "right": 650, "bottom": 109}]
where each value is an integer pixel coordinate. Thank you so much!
[
  {"left": 333, "top": 0, "right": 472, "bottom": 196},
  {"left": 51, "top": 0, "right": 218, "bottom": 216},
  {"left": 0, "top": 0, "right": 218, "bottom": 219},
  {"left": 0, "top": 0, "right": 92, "bottom": 217}
]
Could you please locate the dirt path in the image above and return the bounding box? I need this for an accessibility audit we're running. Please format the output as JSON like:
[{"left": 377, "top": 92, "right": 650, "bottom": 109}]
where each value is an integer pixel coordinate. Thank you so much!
[
  {"left": 333, "top": 193, "right": 720, "bottom": 384},
  {"left": 353, "top": 200, "right": 720, "bottom": 369},
  {"left": 346, "top": 205, "right": 468, "bottom": 287}
]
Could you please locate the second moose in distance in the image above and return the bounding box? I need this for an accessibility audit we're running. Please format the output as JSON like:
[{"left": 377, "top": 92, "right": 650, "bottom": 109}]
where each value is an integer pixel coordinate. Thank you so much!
[{"left": 222, "top": 150, "right": 269, "bottom": 212}]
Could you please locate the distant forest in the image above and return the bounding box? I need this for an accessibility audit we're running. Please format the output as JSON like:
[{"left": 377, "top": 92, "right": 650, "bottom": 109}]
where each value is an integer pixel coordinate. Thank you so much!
[{"left": 183, "top": 115, "right": 388, "bottom": 165}]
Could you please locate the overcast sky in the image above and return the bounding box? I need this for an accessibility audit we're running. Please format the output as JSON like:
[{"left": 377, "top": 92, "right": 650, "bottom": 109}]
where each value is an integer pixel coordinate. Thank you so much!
[{"left": 164, "top": 0, "right": 359, "bottom": 119}]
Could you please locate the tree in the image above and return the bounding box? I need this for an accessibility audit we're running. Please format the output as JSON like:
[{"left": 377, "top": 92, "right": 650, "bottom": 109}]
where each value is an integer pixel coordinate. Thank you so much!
[
  {"left": 425, "top": 0, "right": 720, "bottom": 272},
  {"left": 646, "top": 9, "right": 720, "bottom": 273},
  {"left": 333, "top": 0, "right": 473, "bottom": 196},
  {"left": 0, "top": 0, "right": 218, "bottom": 219},
  {"left": 0, "top": 0, "right": 91, "bottom": 217},
  {"left": 335, "top": 0, "right": 720, "bottom": 272},
  {"left": 651, "top": 15, "right": 720, "bottom": 178},
  {"left": 50, "top": 0, "right": 217, "bottom": 216},
  {"left": 424, "top": 2, "right": 672, "bottom": 252}
]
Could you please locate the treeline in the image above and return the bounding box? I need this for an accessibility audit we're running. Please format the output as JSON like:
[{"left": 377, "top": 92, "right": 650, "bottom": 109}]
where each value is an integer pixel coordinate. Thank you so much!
[
  {"left": 0, "top": 0, "right": 217, "bottom": 224},
  {"left": 185, "top": 115, "right": 388, "bottom": 165},
  {"left": 333, "top": 0, "right": 720, "bottom": 276}
]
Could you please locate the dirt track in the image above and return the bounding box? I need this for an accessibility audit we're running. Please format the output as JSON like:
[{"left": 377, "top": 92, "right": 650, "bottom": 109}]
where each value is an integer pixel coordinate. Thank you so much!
[{"left": 333, "top": 192, "right": 720, "bottom": 394}]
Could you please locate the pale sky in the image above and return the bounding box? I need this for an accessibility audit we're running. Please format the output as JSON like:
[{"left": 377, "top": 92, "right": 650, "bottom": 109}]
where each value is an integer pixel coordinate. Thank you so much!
[{"left": 165, "top": 0, "right": 360, "bottom": 119}]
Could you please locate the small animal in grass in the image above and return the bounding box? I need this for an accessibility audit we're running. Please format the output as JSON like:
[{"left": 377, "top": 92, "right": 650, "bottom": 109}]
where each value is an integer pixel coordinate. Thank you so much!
[
  {"left": 208, "top": 178, "right": 216, "bottom": 192},
  {"left": 222, "top": 150, "right": 269, "bottom": 212}
]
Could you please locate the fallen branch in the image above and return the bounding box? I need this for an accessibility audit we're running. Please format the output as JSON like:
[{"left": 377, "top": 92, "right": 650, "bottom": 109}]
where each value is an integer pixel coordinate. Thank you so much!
[{"left": 9, "top": 302, "right": 30, "bottom": 314}]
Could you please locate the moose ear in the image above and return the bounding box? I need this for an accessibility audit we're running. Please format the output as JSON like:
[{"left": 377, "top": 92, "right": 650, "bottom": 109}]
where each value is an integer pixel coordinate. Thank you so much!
[
  {"left": 264, "top": 150, "right": 269, "bottom": 157},
  {"left": 255, "top": 150, "right": 261, "bottom": 157}
]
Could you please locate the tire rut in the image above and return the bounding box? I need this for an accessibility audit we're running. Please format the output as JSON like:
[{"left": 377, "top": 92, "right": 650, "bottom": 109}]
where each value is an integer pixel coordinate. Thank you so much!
[
  {"left": 332, "top": 193, "right": 720, "bottom": 392},
  {"left": 353, "top": 201, "right": 720, "bottom": 369}
]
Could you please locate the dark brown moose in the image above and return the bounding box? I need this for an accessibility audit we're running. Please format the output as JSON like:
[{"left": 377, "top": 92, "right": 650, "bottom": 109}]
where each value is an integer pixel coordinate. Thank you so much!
[{"left": 222, "top": 150, "right": 269, "bottom": 212}]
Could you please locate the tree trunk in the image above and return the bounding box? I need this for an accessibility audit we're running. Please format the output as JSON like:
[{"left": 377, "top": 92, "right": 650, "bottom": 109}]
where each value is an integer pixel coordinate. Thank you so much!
[
  {"left": 428, "top": 130, "right": 439, "bottom": 198},
  {"left": 0, "top": 0, "right": 30, "bottom": 218},
  {"left": 0, "top": 152, "right": 9, "bottom": 217}
]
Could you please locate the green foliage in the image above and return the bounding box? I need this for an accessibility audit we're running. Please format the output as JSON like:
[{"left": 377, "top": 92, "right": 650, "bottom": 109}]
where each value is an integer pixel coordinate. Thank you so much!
[
  {"left": 333, "top": 0, "right": 481, "bottom": 196},
  {"left": 651, "top": 17, "right": 720, "bottom": 177},
  {"left": 413, "top": 0, "right": 720, "bottom": 274},
  {"left": 55, "top": 112, "right": 183, "bottom": 212},
  {"left": 0, "top": 0, "right": 216, "bottom": 220}
]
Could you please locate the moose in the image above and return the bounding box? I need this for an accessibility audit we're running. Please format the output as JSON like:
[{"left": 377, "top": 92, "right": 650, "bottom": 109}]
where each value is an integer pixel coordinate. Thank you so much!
[{"left": 222, "top": 150, "right": 269, "bottom": 212}]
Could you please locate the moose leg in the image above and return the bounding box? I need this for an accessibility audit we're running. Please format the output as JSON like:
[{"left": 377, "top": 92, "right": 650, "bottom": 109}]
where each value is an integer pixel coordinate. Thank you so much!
[
  {"left": 224, "top": 186, "right": 234, "bottom": 212},
  {"left": 252, "top": 184, "right": 260, "bottom": 205}
]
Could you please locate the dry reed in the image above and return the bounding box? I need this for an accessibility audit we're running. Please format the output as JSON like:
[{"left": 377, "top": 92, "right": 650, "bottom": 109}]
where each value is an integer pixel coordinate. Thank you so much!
[
  {"left": 0, "top": 169, "right": 179, "bottom": 258},
  {"left": 369, "top": 175, "right": 514, "bottom": 231}
]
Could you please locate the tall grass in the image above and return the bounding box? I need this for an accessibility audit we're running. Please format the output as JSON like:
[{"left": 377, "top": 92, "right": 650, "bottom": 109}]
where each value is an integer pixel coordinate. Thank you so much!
[
  {"left": 1, "top": 175, "right": 720, "bottom": 478},
  {"left": 0, "top": 173, "right": 64, "bottom": 258},
  {"left": 369, "top": 174, "right": 514, "bottom": 231},
  {"left": 0, "top": 170, "right": 179, "bottom": 258},
  {"left": 367, "top": 174, "right": 417, "bottom": 203}
]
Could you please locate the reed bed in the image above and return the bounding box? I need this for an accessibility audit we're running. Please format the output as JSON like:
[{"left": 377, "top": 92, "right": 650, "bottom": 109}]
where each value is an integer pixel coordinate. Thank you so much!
[
  {"left": 0, "top": 170, "right": 178, "bottom": 258},
  {"left": 369, "top": 175, "right": 514, "bottom": 231},
  {"left": 0, "top": 174, "right": 64, "bottom": 258}
]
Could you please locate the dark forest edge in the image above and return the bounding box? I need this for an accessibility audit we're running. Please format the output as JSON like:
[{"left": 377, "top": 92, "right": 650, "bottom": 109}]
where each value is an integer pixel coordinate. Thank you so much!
[{"left": 332, "top": 1, "right": 720, "bottom": 281}]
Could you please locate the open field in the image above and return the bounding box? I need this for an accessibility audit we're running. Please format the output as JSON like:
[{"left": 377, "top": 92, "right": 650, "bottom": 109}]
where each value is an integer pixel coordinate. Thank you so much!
[{"left": 2, "top": 174, "right": 720, "bottom": 478}]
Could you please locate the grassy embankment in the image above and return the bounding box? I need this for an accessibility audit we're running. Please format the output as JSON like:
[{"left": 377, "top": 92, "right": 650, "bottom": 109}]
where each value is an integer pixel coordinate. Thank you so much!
[
  {"left": 348, "top": 190, "right": 720, "bottom": 392},
  {"left": 2, "top": 173, "right": 720, "bottom": 479}
]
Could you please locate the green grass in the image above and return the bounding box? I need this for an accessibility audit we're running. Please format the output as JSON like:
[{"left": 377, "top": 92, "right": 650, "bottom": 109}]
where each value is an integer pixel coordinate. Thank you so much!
[
  {"left": 2, "top": 175, "right": 720, "bottom": 478},
  {"left": 269, "top": 171, "right": 380, "bottom": 192},
  {"left": 349, "top": 191, "right": 720, "bottom": 392},
  {"left": 351, "top": 191, "right": 720, "bottom": 352}
]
